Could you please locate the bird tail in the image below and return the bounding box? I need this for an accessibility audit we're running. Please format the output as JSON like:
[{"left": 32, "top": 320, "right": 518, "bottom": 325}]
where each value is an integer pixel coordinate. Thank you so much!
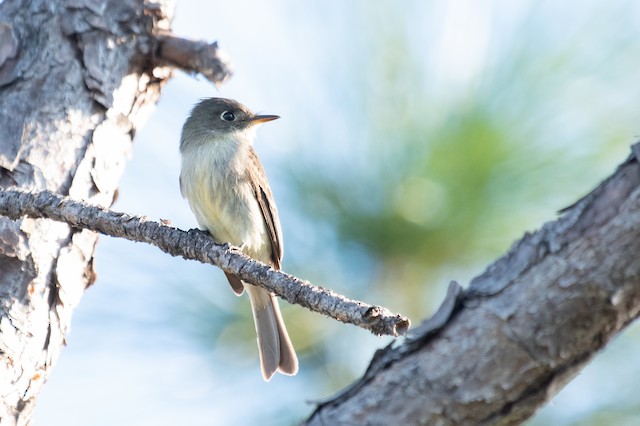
[{"left": 245, "top": 284, "right": 298, "bottom": 381}]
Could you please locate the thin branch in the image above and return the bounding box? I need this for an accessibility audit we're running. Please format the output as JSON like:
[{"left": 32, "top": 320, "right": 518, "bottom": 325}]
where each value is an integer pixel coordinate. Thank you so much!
[{"left": 0, "top": 188, "right": 410, "bottom": 337}]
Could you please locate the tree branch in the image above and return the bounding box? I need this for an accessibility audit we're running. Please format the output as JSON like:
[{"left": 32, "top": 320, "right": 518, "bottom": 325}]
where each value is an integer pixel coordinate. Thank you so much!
[
  {"left": 154, "top": 34, "right": 233, "bottom": 85},
  {"left": 304, "top": 143, "right": 640, "bottom": 425},
  {"left": 140, "top": 1, "right": 233, "bottom": 85},
  {"left": 0, "top": 188, "right": 410, "bottom": 337}
]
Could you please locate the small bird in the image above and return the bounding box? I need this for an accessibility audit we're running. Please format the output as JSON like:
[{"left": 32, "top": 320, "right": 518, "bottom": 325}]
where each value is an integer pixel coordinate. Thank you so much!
[{"left": 179, "top": 97, "right": 298, "bottom": 380}]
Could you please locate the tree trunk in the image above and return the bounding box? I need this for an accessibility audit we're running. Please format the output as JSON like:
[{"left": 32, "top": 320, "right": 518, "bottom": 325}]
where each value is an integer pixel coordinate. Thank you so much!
[{"left": 0, "top": 1, "right": 173, "bottom": 423}]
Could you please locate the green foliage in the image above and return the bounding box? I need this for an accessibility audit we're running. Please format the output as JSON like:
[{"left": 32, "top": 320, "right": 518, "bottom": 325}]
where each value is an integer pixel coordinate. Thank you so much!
[
  {"left": 281, "top": 2, "right": 640, "bottom": 404},
  {"left": 286, "top": 2, "right": 637, "bottom": 310}
]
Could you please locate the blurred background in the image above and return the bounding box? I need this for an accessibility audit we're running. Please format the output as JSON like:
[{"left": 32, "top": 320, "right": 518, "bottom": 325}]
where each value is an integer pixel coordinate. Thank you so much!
[{"left": 34, "top": 0, "right": 640, "bottom": 425}]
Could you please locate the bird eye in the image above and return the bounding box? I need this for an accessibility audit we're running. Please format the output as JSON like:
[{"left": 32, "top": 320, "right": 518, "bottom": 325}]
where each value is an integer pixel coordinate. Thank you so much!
[{"left": 221, "top": 111, "right": 236, "bottom": 122}]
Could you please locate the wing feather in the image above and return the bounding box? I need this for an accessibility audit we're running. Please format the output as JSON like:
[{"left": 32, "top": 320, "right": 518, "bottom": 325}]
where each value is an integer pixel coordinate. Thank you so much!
[{"left": 248, "top": 147, "right": 283, "bottom": 269}]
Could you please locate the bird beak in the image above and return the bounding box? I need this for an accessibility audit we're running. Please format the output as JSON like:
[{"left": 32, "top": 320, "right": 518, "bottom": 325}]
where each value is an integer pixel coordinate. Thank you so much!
[{"left": 249, "top": 115, "right": 280, "bottom": 125}]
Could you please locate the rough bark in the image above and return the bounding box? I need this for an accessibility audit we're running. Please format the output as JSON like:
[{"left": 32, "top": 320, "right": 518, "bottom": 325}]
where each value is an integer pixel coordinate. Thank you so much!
[
  {"left": 305, "top": 146, "right": 640, "bottom": 425},
  {"left": 0, "top": 1, "right": 229, "bottom": 424},
  {"left": 0, "top": 188, "right": 411, "bottom": 337}
]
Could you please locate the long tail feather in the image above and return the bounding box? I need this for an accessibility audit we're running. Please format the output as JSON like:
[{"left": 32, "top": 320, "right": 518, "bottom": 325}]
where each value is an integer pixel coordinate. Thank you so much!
[{"left": 245, "top": 285, "right": 298, "bottom": 380}]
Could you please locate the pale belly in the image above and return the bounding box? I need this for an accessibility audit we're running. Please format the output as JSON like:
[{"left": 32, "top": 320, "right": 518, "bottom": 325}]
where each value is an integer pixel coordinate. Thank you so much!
[{"left": 180, "top": 146, "right": 269, "bottom": 262}]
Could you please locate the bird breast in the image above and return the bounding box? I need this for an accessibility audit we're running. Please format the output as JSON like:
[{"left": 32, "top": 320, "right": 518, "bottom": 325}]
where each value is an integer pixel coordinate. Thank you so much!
[{"left": 180, "top": 136, "right": 268, "bottom": 260}]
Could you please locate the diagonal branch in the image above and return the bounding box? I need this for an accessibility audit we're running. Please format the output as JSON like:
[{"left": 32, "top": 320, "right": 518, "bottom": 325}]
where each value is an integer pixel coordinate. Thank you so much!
[
  {"left": 0, "top": 188, "right": 410, "bottom": 337},
  {"left": 303, "top": 144, "right": 640, "bottom": 425}
]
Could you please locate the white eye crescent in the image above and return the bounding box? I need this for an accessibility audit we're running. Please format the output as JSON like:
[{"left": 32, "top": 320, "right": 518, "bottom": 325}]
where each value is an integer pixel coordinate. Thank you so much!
[{"left": 220, "top": 111, "right": 236, "bottom": 121}]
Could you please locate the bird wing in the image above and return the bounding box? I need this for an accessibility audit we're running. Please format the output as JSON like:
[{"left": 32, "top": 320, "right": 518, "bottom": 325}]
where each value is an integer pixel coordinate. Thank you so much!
[{"left": 248, "top": 147, "right": 284, "bottom": 269}]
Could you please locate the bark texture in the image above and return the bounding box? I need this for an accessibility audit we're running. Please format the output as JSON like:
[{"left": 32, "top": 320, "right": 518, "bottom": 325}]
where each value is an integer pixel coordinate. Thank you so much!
[
  {"left": 305, "top": 147, "right": 640, "bottom": 425},
  {"left": 0, "top": 1, "right": 187, "bottom": 423}
]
